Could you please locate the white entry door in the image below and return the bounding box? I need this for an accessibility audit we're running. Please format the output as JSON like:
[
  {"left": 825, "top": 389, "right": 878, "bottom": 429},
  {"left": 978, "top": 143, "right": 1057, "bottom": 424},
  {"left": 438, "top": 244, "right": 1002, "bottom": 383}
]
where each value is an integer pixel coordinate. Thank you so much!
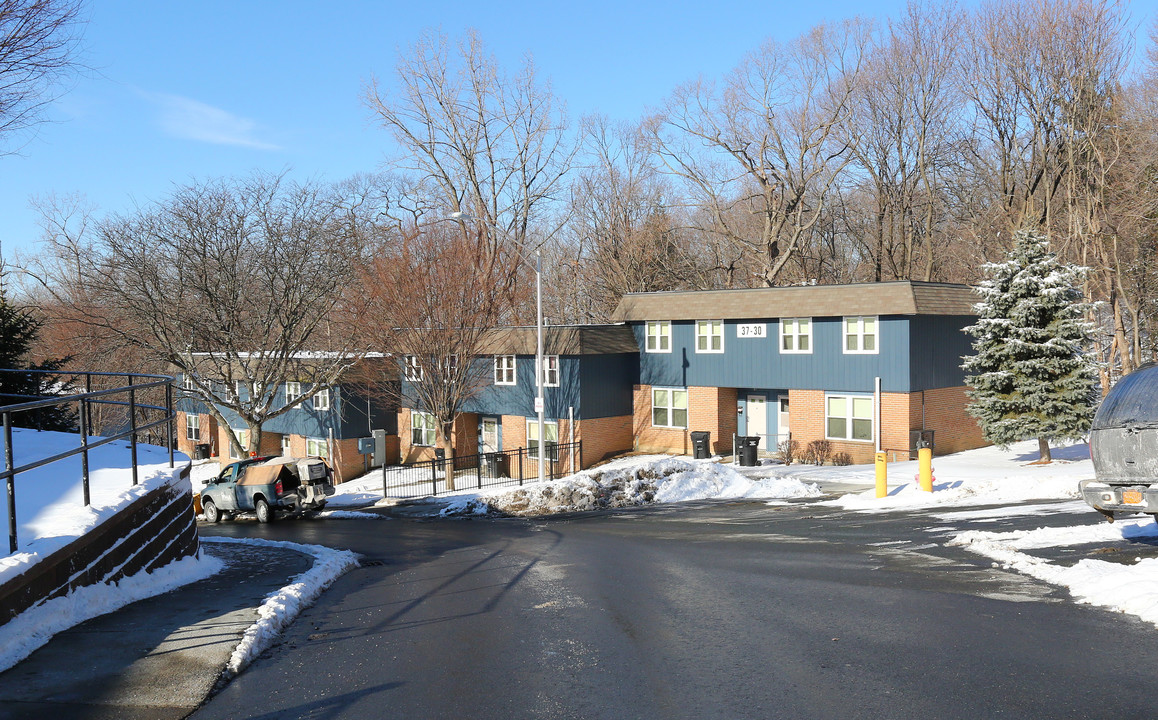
[
  {"left": 777, "top": 395, "right": 790, "bottom": 446},
  {"left": 747, "top": 395, "right": 767, "bottom": 450}
]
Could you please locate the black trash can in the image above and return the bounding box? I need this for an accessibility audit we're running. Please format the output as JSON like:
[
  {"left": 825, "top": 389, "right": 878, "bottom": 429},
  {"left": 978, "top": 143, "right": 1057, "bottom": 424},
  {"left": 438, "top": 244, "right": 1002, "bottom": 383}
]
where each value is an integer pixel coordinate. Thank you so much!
[
  {"left": 740, "top": 436, "right": 760, "bottom": 467},
  {"left": 194, "top": 443, "right": 210, "bottom": 460},
  {"left": 690, "top": 431, "right": 711, "bottom": 459}
]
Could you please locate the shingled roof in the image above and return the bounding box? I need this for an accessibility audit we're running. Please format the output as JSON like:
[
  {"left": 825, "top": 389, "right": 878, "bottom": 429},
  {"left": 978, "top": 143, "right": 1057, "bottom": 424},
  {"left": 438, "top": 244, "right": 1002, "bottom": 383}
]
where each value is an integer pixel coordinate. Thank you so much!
[
  {"left": 610, "top": 281, "right": 978, "bottom": 322},
  {"left": 480, "top": 324, "right": 638, "bottom": 355}
]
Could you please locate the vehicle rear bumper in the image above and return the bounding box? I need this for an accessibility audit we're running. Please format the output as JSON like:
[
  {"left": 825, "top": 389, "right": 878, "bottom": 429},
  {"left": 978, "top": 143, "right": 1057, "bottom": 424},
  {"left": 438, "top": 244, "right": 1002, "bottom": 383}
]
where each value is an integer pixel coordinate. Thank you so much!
[{"left": 1080, "top": 479, "right": 1158, "bottom": 514}]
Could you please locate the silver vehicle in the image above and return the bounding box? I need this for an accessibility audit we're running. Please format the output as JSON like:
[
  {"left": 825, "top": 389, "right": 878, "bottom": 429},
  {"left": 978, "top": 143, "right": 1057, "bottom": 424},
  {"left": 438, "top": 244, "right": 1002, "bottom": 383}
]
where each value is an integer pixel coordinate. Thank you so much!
[
  {"left": 1080, "top": 363, "right": 1158, "bottom": 521},
  {"left": 200, "top": 455, "right": 335, "bottom": 523}
]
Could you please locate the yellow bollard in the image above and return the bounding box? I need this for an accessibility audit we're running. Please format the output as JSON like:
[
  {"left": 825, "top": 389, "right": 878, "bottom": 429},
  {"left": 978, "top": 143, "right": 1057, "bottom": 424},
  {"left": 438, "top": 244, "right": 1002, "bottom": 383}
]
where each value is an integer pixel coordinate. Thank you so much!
[
  {"left": 875, "top": 452, "right": 887, "bottom": 498},
  {"left": 918, "top": 446, "right": 933, "bottom": 492}
]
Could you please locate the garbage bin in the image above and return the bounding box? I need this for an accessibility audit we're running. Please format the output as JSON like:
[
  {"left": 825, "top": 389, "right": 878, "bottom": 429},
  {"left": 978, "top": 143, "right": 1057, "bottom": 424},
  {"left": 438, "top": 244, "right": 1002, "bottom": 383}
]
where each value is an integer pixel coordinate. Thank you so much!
[
  {"left": 194, "top": 443, "right": 210, "bottom": 460},
  {"left": 690, "top": 431, "right": 711, "bottom": 459},
  {"left": 740, "top": 436, "right": 760, "bottom": 467},
  {"left": 485, "top": 452, "right": 509, "bottom": 478}
]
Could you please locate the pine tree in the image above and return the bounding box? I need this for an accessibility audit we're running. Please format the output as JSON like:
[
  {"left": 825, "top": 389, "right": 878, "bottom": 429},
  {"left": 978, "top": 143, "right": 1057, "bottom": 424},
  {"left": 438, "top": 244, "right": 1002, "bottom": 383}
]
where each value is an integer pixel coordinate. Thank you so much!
[
  {"left": 962, "top": 229, "right": 1099, "bottom": 462},
  {"left": 0, "top": 288, "right": 75, "bottom": 431}
]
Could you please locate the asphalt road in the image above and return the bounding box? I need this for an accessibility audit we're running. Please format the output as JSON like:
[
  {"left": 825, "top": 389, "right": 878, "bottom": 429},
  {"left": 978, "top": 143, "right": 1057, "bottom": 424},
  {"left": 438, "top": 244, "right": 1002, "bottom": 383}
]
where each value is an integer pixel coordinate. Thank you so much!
[{"left": 193, "top": 500, "right": 1158, "bottom": 719}]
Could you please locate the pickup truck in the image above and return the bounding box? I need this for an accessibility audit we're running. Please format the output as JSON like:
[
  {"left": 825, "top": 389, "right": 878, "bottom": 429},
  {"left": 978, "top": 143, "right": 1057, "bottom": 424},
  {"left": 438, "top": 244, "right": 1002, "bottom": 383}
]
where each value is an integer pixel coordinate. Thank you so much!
[{"left": 200, "top": 455, "right": 335, "bottom": 523}]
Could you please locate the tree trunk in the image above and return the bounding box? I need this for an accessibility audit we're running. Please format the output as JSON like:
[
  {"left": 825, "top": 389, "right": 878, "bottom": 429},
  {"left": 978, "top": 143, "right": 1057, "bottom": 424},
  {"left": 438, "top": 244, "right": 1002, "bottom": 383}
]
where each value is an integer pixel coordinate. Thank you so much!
[
  {"left": 1038, "top": 437, "right": 1052, "bottom": 463},
  {"left": 440, "top": 422, "right": 455, "bottom": 492}
]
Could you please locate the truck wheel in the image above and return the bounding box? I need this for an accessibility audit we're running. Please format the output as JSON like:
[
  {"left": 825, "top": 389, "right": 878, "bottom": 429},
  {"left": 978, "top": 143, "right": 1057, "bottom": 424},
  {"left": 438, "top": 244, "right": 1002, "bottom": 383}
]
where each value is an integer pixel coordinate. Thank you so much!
[
  {"left": 255, "top": 498, "right": 274, "bottom": 524},
  {"left": 202, "top": 498, "right": 220, "bottom": 523}
]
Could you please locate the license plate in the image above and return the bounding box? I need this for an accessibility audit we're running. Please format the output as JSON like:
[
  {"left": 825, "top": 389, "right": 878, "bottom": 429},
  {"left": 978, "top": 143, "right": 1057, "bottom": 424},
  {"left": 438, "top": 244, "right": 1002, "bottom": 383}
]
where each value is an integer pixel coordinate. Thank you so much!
[{"left": 1123, "top": 490, "right": 1144, "bottom": 505}]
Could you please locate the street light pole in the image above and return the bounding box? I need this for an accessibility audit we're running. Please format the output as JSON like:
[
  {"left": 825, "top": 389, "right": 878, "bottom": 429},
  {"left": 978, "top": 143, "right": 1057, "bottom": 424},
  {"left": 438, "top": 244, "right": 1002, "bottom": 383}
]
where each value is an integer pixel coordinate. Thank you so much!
[{"left": 450, "top": 212, "right": 546, "bottom": 484}]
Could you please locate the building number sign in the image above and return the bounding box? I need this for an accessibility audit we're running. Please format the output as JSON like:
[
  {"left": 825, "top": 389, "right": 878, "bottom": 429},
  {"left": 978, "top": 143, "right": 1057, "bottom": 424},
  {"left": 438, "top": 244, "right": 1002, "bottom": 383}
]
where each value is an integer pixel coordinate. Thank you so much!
[{"left": 737, "top": 323, "right": 767, "bottom": 338}]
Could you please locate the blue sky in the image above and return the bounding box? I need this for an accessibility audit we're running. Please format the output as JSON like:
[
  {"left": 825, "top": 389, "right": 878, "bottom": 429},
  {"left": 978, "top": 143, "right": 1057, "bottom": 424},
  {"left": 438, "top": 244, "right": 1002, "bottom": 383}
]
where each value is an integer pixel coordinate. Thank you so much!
[{"left": 2, "top": 0, "right": 1155, "bottom": 260}]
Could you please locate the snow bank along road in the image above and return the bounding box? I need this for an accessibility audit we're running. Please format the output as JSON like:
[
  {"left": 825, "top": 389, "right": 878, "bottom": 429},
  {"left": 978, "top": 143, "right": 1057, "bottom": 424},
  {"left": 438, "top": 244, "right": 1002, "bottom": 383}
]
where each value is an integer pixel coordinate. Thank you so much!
[{"left": 192, "top": 497, "right": 1158, "bottom": 720}]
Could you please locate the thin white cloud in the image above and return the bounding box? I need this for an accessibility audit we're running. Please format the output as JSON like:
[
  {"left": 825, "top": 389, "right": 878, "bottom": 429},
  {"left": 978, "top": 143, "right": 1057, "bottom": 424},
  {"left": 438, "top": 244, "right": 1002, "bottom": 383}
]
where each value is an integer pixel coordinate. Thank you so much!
[{"left": 154, "top": 93, "right": 281, "bottom": 151}]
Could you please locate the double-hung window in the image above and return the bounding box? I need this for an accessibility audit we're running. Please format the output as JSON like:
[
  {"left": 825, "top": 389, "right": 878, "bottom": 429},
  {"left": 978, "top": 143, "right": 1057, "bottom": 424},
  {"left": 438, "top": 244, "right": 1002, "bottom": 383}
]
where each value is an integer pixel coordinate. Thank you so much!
[
  {"left": 411, "top": 411, "right": 437, "bottom": 447},
  {"left": 825, "top": 395, "right": 874, "bottom": 442},
  {"left": 185, "top": 414, "right": 200, "bottom": 441},
  {"left": 495, "top": 355, "right": 516, "bottom": 385},
  {"left": 285, "top": 382, "right": 302, "bottom": 404},
  {"left": 527, "top": 419, "right": 559, "bottom": 460},
  {"left": 844, "top": 316, "right": 878, "bottom": 354},
  {"left": 646, "top": 321, "right": 671, "bottom": 353},
  {"left": 229, "top": 430, "right": 250, "bottom": 460},
  {"left": 652, "top": 388, "right": 689, "bottom": 429},
  {"left": 182, "top": 375, "right": 195, "bottom": 392},
  {"left": 696, "top": 320, "right": 724, "bottom": 353},
  {"left": 313, "top": 388, "right": 330, "bottom": 411},
  {"left": 306, "top": 437, "right": 329, "bottom": 459},
  {"left": 780, "top": 318, "right": 812, "bottom": 353},
  {"left": 539, "top": 355, "right": 560, "bottom": 387},
  {"left": 403, "top": 355, "right": 423, "bottom": 382}
]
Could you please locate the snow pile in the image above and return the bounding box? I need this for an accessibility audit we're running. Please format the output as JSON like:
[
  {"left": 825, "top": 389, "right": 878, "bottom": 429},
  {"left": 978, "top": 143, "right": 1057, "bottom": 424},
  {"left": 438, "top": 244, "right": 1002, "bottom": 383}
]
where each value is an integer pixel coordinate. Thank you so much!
[
  {"left": 812, "top": 440, "right": 1091, "bottom": 512},
  {"left": 2, "top": 428, "right": 191, "bottom": 583},
  {"left": 0, "top": 550, "right": 223, "bottom": 673},
  {"left": 439, "top": 457, "right": 822, "bottom": 517},
  {"left": 950, "top": 519, "right": 1158, "bottom": 627},
  {"left": 326, "top": 474, "right": 389, "bottom": 507},
  {"left": 204, "top": 536, "right": 359, "bottom": 678}
]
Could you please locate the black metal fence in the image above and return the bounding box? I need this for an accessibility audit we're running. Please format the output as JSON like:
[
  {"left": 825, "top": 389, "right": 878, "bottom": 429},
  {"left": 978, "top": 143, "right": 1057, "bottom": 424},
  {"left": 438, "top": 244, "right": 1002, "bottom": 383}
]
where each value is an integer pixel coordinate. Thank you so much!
[
  {"left": 381, "top": 441, "right": 581, "bottom": 499},
  {"left": 1, "top": 370, "right": 176, "bottom": 553}
]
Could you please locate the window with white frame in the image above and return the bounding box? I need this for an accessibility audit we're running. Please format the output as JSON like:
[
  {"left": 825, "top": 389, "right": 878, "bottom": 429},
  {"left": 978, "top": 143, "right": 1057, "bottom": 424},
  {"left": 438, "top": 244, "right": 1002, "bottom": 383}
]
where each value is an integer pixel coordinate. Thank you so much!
[
  {"left": 696, "top": 320, "right": 724, "bottom": 353},
  {"left": 403, "top": 355, "right": 423, "bottom": 382},
  {"left": 185, "top": 414, "right": 200, "bottom": 441},
  {"left": 306, "top": 437, "right": 329, "bottom": 459},
  {"left": 527, "top": 419, "right": 559, "bottom": 460},
  {"left": 539, "top": 355, "right": 560, "bottom": 387},
  {"left": 844, "top": 316, "right": 878, "bottom": 354},
  {"left": 285, "top": 381, "right": 302, "bottom": 404},
  {"left": 825, "top": 395, "right": 874, "bottom": 442},
  {"left": 646, "top": 321, "right": 671, "bottom": 353},
  {"left": 229, "top": 430, "right": 250, "bottom": 459},
  {"left": 441, "top": 355, "right": 460, "bottom": 376},
  {"left": 281, "top": 434, "right": 292, "bottom": 456},
  {"left": 494, "top": 355, "right": 516, "bottom": 385},
  {"left": 313, "top": 387, "right": 330, "bottom": 411},
  {"left": 780, "top": 318, "right": 812, "bottom": 353},
  {"left": 411, "top": 411, "right": 437, "bottom": 447},
  {"left": 652, "top": 387, "right": 689, "bottom": 429}
]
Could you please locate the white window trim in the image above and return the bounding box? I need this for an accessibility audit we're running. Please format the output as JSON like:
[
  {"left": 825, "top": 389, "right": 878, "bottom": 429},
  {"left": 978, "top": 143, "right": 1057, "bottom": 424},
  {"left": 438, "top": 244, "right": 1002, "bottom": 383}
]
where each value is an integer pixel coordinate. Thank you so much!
[
  {"left": 843, "top": 316, "right": 879, "bottom": 355},
  {"left": 645, "top": 321, "right": 672, "bottom": 353},
  {"left": 824, "top": 393, "right": 875, "bottom": 442},
  {"left": 306, "top": 436, "right": 329, "bottom": 459},
  {"left": 779, "top": 317, "right": 813, "bottom": 355},
  {"left": 411, "top": 410, "right": 437, "bottom": 447},
  {"left": 185, "top": 414, "right": 200, "bottom": 441},
  {"left": 651, "top": 387, "right": 689, "bottom": 429},
  {"left": 182, "top": 375, "right": 195, "bottom": 391},
  {"left": 695, "top": 320, "right": 725, "bottom": 354},
  {"left": 403, "top": 355, "right": 423, "bottom": 382},
  {"left": 285, "top": 381, "right": 302, "bottom": 404},
  {"left": 526, "top": 418, "right": 559, "bottom": 460},
  {"left": 539, "top": 355, "right": 560, "bottom": 388},
  {"left": 494, "top": 355, "right": 517, "bottom": 386},
  {"left": 229, "top": 429, "right": 250, "bottom": 460},
  {"left": 314, "top": 387, "right": 331, "bottom": 411}
]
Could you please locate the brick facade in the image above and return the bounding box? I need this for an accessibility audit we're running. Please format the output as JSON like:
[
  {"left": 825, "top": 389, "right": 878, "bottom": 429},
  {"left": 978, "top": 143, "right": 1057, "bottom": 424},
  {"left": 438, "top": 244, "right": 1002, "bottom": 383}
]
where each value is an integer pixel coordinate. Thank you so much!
[{"left": 633, "top": 385, "right": 738, "bottom": 456}]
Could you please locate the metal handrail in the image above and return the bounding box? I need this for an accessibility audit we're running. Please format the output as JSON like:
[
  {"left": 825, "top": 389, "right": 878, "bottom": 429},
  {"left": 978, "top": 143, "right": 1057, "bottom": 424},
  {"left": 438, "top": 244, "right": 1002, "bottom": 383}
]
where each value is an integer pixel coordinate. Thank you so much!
[{"left": 1, "top": 370, "right": 176, "bottom": 553}]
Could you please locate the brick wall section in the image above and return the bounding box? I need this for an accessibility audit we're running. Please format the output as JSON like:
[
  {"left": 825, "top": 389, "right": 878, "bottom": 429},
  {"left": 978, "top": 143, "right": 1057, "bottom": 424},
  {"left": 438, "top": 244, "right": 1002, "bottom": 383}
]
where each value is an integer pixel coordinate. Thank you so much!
[
  {"left": 633, "top": 385, "right": 738, "bottom": 456},
  {"left": 920, "top": 386, "right": 986, "bottom": 454},
  {"left": 577, "top": 415, "right": 633, "bottom": 466}
]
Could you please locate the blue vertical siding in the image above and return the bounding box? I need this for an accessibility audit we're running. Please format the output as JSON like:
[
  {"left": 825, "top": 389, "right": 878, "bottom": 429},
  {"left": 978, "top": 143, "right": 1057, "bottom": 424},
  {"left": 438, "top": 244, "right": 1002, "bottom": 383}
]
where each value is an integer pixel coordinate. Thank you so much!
[
  {"left": 579, "top": 353, "right": 638, "bottom": 419},
  {"left": 635, "top": 317, "right": 911, "bottom": 393},
  {"left": 908, "top": 315, "right": 974, "bottom": 391}
]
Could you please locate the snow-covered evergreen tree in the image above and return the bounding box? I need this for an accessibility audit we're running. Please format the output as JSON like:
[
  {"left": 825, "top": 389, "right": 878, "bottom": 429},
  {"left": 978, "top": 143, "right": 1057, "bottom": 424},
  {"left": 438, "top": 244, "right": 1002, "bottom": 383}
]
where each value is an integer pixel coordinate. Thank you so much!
[
  {"left": 0, "top": 285, "right": 75, "bottom": 431},
  {"left": 962, "top": 229, "right": 1099, "bottom": 462}
]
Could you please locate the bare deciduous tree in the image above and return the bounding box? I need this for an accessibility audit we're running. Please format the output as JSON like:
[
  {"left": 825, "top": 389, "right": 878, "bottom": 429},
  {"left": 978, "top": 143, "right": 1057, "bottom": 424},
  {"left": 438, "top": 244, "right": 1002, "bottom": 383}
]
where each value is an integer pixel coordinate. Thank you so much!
[
  {"left": 0, "top": 0, "right": 85, "bottom": 150},
  {"left": 358, "top": 220, "right": 524, "bottom": 489},
  {"left": 29, "top": 173, "right": 371, "bottom": 457},
  {"left": 647, "top": 19, "right": 870, "bottom": 287}
]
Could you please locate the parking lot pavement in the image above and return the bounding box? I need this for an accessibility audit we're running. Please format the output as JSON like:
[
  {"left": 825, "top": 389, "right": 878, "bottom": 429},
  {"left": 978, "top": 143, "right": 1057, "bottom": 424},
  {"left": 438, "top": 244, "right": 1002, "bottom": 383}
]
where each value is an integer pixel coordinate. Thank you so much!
[{"left": 0, "top": 541, "right": 313, "bottom": 720}]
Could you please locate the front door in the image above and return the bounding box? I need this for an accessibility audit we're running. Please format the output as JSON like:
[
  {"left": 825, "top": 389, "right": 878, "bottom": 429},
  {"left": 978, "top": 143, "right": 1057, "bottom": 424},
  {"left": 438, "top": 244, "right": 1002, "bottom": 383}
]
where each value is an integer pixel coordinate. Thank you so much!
[
  {"left": 777, "top": 395, "right": 790, "bottom": 446},
  {"left": 480, "top": 417, "right": 500, "bottom": 454},
  {"left": 747, "top": 395, "right": 767, "bottom": 450}
]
